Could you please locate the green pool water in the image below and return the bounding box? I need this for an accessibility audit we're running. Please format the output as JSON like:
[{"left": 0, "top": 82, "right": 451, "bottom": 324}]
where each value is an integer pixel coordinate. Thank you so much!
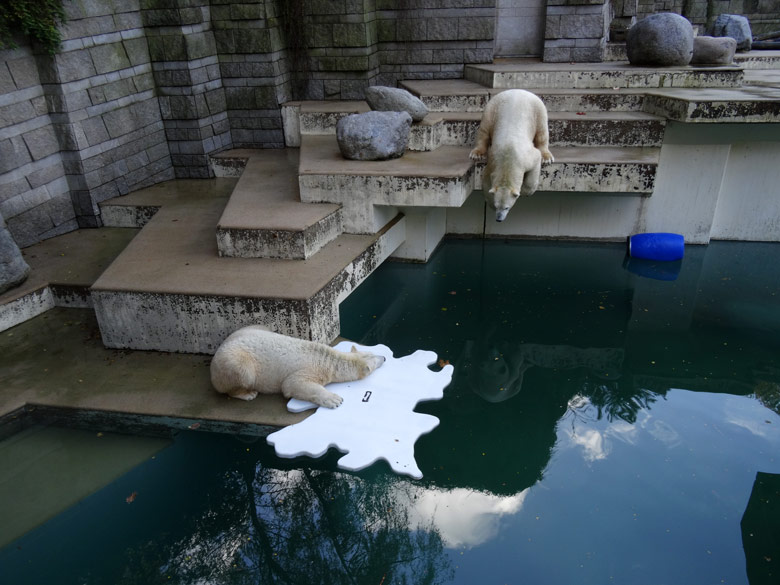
[{"left": 2, "top": 239, "right": 779, "bottom": 585}]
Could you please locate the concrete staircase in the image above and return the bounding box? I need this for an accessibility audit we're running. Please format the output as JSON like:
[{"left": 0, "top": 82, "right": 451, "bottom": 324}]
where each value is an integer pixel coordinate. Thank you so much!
[
  {"left": 93, "top": 151, "right": 405, "bottom": 353},
  {"left": 89, "top": 54, "right": 780, "bottom": 354}
]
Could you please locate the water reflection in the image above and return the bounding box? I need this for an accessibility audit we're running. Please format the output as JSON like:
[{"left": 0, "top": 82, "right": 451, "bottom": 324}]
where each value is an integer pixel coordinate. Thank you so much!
[{"left": 3, "top": 240, "right": 780, "bottom": 584}]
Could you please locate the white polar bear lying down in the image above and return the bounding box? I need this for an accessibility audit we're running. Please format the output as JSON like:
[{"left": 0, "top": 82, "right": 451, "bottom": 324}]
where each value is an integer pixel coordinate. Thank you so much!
[
  {"left": 210, "top": 326, "right": 385, "bottom": 408},
  {"left": 469, "top": 89, "right": 554, "bottom": 222}
]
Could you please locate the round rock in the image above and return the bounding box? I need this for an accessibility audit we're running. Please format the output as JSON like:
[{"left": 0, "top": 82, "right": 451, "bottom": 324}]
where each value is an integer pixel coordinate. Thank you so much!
[
  {"left": 710, "top": 14, "right": 752, "bottom": 52},
  {"left": 626, "top": 13, "right": 694, "bottom": 66},
  {"left": 691, "top": 36, "right": 737, "bottom": 65},
  {"left": 365, "top": 86, "right": 428, "bottom": 122},
  {"left": 0, "top": 224, "right": 31, "bottom": 294},
  {"left": 336, "top": 111, "right": 413, "bottom": 161}
]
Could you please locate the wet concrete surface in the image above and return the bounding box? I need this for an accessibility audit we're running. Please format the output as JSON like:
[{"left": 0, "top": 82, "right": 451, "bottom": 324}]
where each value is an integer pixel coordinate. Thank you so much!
[{"left": 0, "top": 307, "right": 307, "bottom": 436}]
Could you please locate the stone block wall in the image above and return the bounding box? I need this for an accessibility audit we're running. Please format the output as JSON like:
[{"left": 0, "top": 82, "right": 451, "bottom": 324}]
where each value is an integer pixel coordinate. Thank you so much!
[
  {"left": 544, "top": 0, "right": 611, "bottom": 62},
  {"left": 142, "top": 0, "right": 232, "bottom": 176},
  {"left": 0, "top": 44, "right": 76, "bottom": 247},
  {"left": 635, "top": 1, "right": 780, "bottom": 35},
  {"left": 212, "top": 0, "right": 287, "bottom": 147},
  {"left": 49, "top": 1, "right": 174, "bottom": 228},
  {"left": 375, "top": 0, "right": 496, "bottom": 87}
]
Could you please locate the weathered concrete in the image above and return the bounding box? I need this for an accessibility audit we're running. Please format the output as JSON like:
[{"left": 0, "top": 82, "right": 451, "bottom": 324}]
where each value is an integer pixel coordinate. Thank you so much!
[
  {"left": 298, "top": 135, "right": 659, "bottom": 235},
  {"left": 289, "top": 104, "right": 666, "bottom": 151},
  {"left": 0, "top": 307, "right": 307, "bottom": 439},
  {"left": 465, "top": 61, "right": 744, "bottom": 89},
  {"left": 0, "top": 227, "right": 138, "bottom": 333},
  {"left": 91, "top": 189, "right": 406, "bottom": 352},
  {"left": 401, "top": 80, "right": 649, "bottom": 113},
  {"left": 299, "top": 136, "right": 477, "bottom": 233},
  {"left": 643, "top": 88, "right": 780, "bottom": 123},
  {"left": 213, "top": 150, "right": 343, "bottom": 260}
]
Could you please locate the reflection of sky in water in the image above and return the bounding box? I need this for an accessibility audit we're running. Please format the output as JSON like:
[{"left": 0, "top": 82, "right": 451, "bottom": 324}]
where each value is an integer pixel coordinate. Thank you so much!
[
  {"left": 4, "top": 240, "right": 780, "bottom": 584},
  {"left": 398, "top": 485, "right": 528, "bottom": 549}
]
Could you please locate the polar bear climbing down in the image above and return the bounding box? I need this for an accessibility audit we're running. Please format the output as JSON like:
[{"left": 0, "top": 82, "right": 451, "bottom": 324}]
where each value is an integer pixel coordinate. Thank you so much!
[
  {"left": 469, "top": 89, "right": 554, "bottom": 222},
  {"left": 210, "top": 326, "right": 385, "bottom": 408}
]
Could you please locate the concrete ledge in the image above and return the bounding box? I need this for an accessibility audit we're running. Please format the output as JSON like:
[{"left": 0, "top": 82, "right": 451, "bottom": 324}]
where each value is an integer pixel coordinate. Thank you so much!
[
  {"left": 299, "top": 136, "right": 659, "bottom": 231},
  {"left": 0, "top": 228, "right": 139, "bottom": 333},
  {"left": 214, "top": 149, "right": 344, "bottom": 259},
  {"left": 465, "top": 61, "right": 744, "bottom": 89},
  {"left": 401, "top": 80, "right": 648, "bottom": 113},
  {"left": 299, "top": 136, "right": 475, "bottom": 233},
  {"left": 643, "top": 88, "right": 780, "bottom": 123},
  {"left": 91, "top": 190, "right": 406, "bottom": 352}
]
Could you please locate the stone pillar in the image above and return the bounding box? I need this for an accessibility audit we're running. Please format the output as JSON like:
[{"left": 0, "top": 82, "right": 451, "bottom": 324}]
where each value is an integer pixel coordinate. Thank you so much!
[
  {"left": 212, "top": 0, "right": 290, "bottom": 147},
  {"left": 142, "top": 1, "right": 230, "bottom": 178},
  {"left": 544, "top": 0, "right": 611, "bottom": 62},
  {"left": 610, "top": 0, "right": 638, "bottom": 42},
  {"left": 34, "top": 1, "right": 174, "bottom": 229}
]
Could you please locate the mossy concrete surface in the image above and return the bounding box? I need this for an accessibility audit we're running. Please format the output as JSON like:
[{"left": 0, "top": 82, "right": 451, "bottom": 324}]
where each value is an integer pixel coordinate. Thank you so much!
[{"left": 0, "top": 307, "right": 307, "bottom": 438}]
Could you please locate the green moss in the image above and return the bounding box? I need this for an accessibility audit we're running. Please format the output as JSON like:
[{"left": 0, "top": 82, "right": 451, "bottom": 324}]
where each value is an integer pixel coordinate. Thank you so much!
[{"left": 0, "top": 0, "right": 66, "bottom": 55}]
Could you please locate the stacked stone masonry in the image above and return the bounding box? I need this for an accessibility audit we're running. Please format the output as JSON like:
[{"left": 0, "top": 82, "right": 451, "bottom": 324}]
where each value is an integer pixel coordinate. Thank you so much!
[{"left": 1, "top": 0, "right": 779, "bottom": 249}]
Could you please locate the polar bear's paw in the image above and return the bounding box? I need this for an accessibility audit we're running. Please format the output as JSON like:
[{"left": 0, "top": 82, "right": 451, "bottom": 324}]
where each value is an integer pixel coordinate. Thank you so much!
[
  {"left": 231, "top": 390, "right": 259, "bottom": 401},
  {"left": 541, "top": 150, "right": 554, "bottom": 164},
  {"left": 469, "top": 147, "right": 487, "bottom": 161},
  {"left": 317, "top": 391, "right": 344, "bottom": 409}
]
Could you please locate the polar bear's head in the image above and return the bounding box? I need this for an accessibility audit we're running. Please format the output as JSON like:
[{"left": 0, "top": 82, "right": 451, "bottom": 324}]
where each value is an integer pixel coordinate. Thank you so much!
[
  {"left": 485, "top": 185, "right": 520, "bottom": 222},
  {"left": 350, "top": 346, "right": 386, "bottom": 378}
]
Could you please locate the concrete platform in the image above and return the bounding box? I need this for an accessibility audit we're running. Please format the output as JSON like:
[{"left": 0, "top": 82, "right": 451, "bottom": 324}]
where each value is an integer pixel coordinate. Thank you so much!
[
  {"left": 0, "top": 227, "right": 139, "bottom": 333},
  {"left": 400, "top": 79, "right": 649, "bottom": 112},
  {"left": 298, "top": 135, "right": 659, "bottom": 234},
  {"left": 465, "top": 59, "right": 744, "bottom": 89},
  {"left": 91, "top": 181, "right": 406, "bottom": 352},
  {"left": 0, "top": 307, "right": 306, "bottom": 440},
  {"left": 213, "top": 150, "right": 343, "bottom": 260},
  {"left": 294, "top": 106, "right": 667, "bottom": 150}
]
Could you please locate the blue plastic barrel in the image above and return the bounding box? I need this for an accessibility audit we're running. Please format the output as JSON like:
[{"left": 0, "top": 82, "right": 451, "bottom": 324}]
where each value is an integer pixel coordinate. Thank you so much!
[{"left": 628, "top": 232, "right": 684, "bottom": 261}]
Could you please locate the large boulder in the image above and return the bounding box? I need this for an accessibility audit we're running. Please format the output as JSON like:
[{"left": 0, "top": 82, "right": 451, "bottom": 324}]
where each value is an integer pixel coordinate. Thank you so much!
[
  {"left": 365, "top": 86, "right": 428, "bottom": 122},
  {"left": 336, "top": 111, "right": 412, "bottom": 161},
  {"left": 691, "top": 36, "right": 737, "bottom": 65},
  {"left": 710, "top": 14, "right": 752, "bottom": 52},
  {"left": 626, "top": 13, "right": 694, "bottom": 66},
  {"left": 0, "top": 220, "right": 31, "bottom": 294}
]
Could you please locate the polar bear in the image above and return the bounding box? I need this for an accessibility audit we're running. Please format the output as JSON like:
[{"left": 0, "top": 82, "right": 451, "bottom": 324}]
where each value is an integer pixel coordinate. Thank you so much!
[
  {"left": 210, "top": 326, "right": 385, "bottom": 408},
  {"left": 469, "top": 89, "right": 554, "bottom": 222}
]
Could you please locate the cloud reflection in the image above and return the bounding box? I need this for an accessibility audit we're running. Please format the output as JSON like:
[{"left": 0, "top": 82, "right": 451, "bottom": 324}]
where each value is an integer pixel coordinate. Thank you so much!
[{"left": 395, "top": 485, "right": 528, "bottom": 549}]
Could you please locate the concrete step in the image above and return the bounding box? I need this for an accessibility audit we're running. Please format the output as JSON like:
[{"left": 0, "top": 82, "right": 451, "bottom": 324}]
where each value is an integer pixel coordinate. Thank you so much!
[
  {"left": 284, "top": 100, "right": 666, "bottom": 150},
  {"left": 400, "top": 79, "right": 648, "bottom": 112},
  {"left": 103, "top": 150, "right": 344, "bottom": 260},
  {"left": 211, "top": 150, "right": 343, "bottom": 260},
  {"left": 298, "top": 135, "right": 658, "bottom": 233},
  {"left": 91, "top": 189, "right": 406, "bottom": 353},
  {"left": 408, "top": 110, "right": 666, "bottom": 150},
  {"left": 734, "top": 50, "right": 780, "bottom": 70},
  {"left": 464, "top": 59, "right": 744, "bottom": 89},
  {"left": 643, "top": 86, "right": 780, "bottom": 123}
]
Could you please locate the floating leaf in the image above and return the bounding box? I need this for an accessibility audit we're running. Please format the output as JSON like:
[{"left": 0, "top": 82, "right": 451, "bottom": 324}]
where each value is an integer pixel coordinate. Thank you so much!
[
  {"left": 126, "top": 491, "right": 138, "bottom": 504},
  {"left": 438, "top": 359, "right": 450, "bottom": 368}
]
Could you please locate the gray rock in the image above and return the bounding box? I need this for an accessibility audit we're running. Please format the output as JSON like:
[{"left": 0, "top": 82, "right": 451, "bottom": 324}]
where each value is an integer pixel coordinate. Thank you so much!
[
  {"left": 365, "top": 86, "right": 428, "bottom": 122},
  {"left": 0, "top": 220, "right": 31, "bottom": 294},
  {"left": 710, "top": 14, "right": 752, "bottom": 52},
  {"left": 691, "top": 36, "right": 737, "bottom": 65},
  {"left": 626, "top": 13, "right": 694, "bottom": 66},
  {"left": 336, "top": 111, "right": 412, "bottom": 161}
]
